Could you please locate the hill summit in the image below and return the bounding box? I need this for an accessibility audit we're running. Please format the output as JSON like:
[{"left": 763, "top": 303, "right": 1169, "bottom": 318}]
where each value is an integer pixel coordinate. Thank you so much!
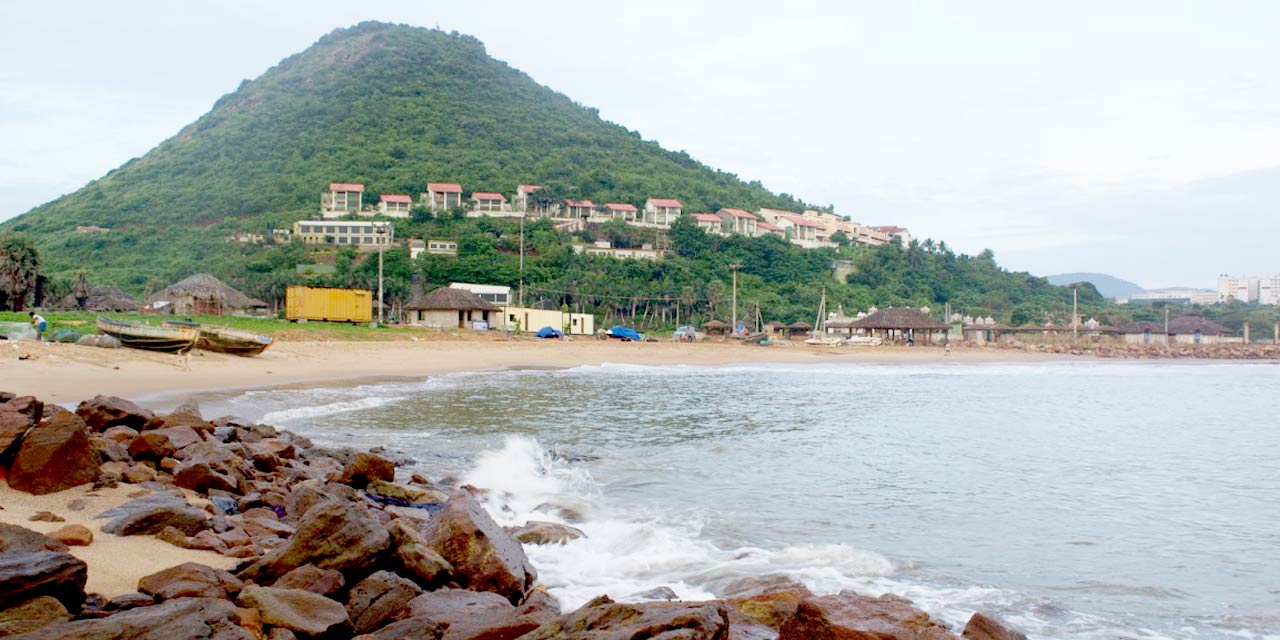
[{"left": 5, "top": 21, "right": 810, "bottom": 283}]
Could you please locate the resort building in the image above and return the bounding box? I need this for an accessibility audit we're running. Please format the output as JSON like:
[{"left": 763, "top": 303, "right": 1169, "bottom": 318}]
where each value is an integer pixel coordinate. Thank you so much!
[
  {"left": 404, "top": 286, "right": 499, "bottom": 330},
  {"left": 717, "top": 208, "right": 758, "bottom": 236},
  {"left": 1120, "top": 321, "right": 1167, "bottom": 344},
  {"left": 292, "top": 220, "right": 394, "bottom": 249},
  {"left": 500, "top": 306, "right": 595, "bottom": 335},
  {"left": 849, "top": 307, "right": 950, "bottom": 345},
  {"left": 448, "top": 282, "right": 512, "bottom": 307},
  {"left": 573, "top": 241, "right": 664, "bottom": 261},
  {"left": 870, "top": 225, "right": 912, "bottom": 248},
  {"left": 604, "top": 203, "right": 639, "bottom": 222},
  {"left": 757, "top": 209, "right": 828, "bottom": 248},
  {"left": 470, "top": 191, "right": 508, "bottom": 214},
  {"left": 1167, "top": 315, "right": 1238, "bottom": 345},
  {"left": 322, "top": 183, "right": 364, "bottom": 218},
  {"left": 565, "top": 200, "right": 595, "bottom": 218},
  {"left": 426, "top": 239, "right": 458, "bottom": 256},
  {"left": 1259, "top": 276, "right": 1280, "bottom": 305},
  {"left": 377, "top": 194, "right": 412, "bottom": 217},
  {"left": 756, "top": 221, "right": 784, "bottom": 238},
  {"left": 691, "top": 213, "right": 724, "bottom": 235},
  {"left": 512, "top": 184, "right": 541, "bottom": 213},
  {"left": 643, "top": 198, "right": 682, "bottom": 227},
  {"left": 857, "top": 226, "right": 892, "bottom": 247},
  {"left": 423, "top": 183, "right": 464, "bottom": 211}
]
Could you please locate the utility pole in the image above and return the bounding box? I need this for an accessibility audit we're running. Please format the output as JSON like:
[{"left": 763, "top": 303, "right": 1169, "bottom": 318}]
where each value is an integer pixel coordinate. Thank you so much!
[
  {"left": 1164, "top": 305, "right": 1170, "bottom": 339},
  {"left": 1072, "top": 286, "right": 1078, "bottom": 340},
  {"left": 729, "top": 264, "right": 743, "bottom": 335},
  {"left": 518, "top": 212, "right": 525, "bottom": 307},
  {"left": 376, "top": 222, "right": 386, "bottom": 325}
]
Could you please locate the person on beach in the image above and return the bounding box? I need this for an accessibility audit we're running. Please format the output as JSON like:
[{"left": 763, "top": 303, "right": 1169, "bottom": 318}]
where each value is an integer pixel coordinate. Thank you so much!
[
  {"left": 29, "top": 311, "right": 47, "bottom": 341},
  {"left": 945, "top": 339, "right": 952, "bottom": 356}
]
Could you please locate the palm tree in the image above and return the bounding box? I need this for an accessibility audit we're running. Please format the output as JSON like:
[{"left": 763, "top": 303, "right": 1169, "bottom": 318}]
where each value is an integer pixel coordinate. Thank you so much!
[{"left": 0, "top": 234, "right": 41, "bottom": 311}]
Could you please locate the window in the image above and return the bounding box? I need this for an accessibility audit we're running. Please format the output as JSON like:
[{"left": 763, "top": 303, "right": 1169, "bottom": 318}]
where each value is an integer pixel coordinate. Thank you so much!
[
  {"left": 326, "top": 226, "right": 336, "bottom": 234},
  {"left": 364, "top": 237, "right": 373, "bottom": 244}
]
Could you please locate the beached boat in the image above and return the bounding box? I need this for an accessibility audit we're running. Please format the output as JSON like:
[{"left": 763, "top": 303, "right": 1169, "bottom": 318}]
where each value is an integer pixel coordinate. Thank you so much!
[
  {"left": 804, "top": 289, "right": 845, "bottom": 346},
  {"left": 96, "top": 316, "right": 198, "bottom": 353},
  {"left": 164, "top": 321, "right": 274, "bottom": 356}
]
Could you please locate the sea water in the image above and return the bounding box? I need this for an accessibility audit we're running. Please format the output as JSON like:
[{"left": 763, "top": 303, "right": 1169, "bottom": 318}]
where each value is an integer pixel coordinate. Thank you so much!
[{"left": 194, "top": 361, "right": 1280, "bottom": 639}]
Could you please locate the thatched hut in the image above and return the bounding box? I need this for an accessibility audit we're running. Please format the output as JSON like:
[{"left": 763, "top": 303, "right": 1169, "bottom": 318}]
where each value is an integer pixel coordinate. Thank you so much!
[
  {"left": 57, "top": 285, "right": 141, "bottom": 312},
  {"left": 1119, "top": 320, "right": 1164, "bottom": 344},
  {"left": 849, "top": 307, "right": 949, "bottom": 345},
  {"left": 764, "top": 320, "right": 789, "bottom": 335},
  {"left": 702, "top": 319, "right": 729, "bottom": 336},
  {"left": 145, "top": 273, "right": 266, "bottom": 316},
  {"left": 786, "top": 321, "right": 812, "bottom": 338},
  {"left": 404, "top": 286, "right": 498, "bottom": 329},
  {"left": 962, "top": 322, "right": 1012, "bottom": 344},
  {"left": 1168, "top": 315, "right": 1234, "bottom": 345}
]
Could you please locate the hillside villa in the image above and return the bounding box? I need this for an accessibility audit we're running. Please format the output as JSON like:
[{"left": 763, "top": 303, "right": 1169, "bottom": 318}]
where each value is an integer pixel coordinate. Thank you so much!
[
  {"left": 691, "top": 213, "right": 723, "bottom": 235},
  {"left": 423, "top": 183, "right": 463, "bottom": 211},
  {"left": 322, "top": 183, "right": 364, "bottom": 217},
  {"left": 604, "top": 202, "right": 638, "bottom": 222},
  {"left": 378, "top": 194, "right": 413, "bottom": 217},
  {"left": 718, "top": 208, "right": 758, "bottom": 236},
  {"left": 643, "top": 198, "right": 682, "bottom": 227},
  {"left": 471, "top": 191, "right": 508, "bottom": 213},
  {"left": 565, "top": 199, "right": 595, "bottom": 218}
]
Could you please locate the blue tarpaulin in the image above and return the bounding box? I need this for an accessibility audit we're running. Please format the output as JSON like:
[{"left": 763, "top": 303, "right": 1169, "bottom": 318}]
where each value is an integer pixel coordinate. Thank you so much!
[
  {"left": 536, "top": 326, "right": 565, "bottom": 338},
  {"left": 609, "top": 326, "right": 642, "bottom": 341}
]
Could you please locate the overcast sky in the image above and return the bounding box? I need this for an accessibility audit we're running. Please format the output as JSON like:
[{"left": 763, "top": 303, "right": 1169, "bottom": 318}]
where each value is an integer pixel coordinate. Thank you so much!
[{"left": 3, "top": 1, "right": 1278, "bottom": 288}]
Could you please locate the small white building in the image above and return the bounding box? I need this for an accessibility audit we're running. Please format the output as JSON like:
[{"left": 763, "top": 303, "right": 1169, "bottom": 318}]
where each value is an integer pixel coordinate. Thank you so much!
[
  {"left": 691, "top": 213, "right": 724, "bottom": 235},
  {"left": 471, "top": 191, "right": 508, "bottom": 213},
  {"left": 565, "top": 200, "right": 595, "bottom": 218},
  {"left": 500, "top": 306, "right": 595, "bottom": 335},
  {"left": 378, "top": 194, "right": 413, "bottom": 218},
  {"left": 423, "top": 183, "right": 464, "bottom": 211},
  {"left": 322, "top": 183, "right": 364, "bottom": 217},
  {"left": 449, "top": 282, "right": 512, "bottom": 307},
  {"left": 604, "top": 203, "right": 639, "bottom": 222},
  {"left": 643, "top": 198, "right": 682, "bottom": 227},
  {"left": 717, "top": 208, "right": 758, "bottom": 236},
  {"left": 513, "top": 184, "right": 541, "bottom": 213},
  {"left": 426, "top": 239, "right": 458, "bottom": 256}
]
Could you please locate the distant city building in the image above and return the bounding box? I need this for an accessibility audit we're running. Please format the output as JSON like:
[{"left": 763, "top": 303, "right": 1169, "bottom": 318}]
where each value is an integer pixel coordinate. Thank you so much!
[
  {"left": 293, "top": 220, "right": 393, "bottom": 248},
  {"left": 1259, "top": 276, "right": 1280, "bottom": 306},
  {"left": 378, "top": 194, "right": 413, "bottom": 218},
  {"left": 1125, "top": 288, "right": 1220, "bottom": 305},
  {"left": 1217, "top": 275, "right": 1259, "bottom": 303},
  {"left": 322, "top": 183, "right": 364, "bottom": 217}
]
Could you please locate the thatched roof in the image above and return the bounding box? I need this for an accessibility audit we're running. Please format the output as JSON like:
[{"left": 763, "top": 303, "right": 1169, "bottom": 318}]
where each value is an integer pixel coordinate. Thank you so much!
[
  {"left": 826, "top": 320, "right": 857, "bottom": 329},
  {"left": 56, "top": 285, "right": 141, "bottom": 312},
  {"left": 405, "top": 286, "right": 498, "bottom": 311},
  {"left": 1013, "top": 322, "right": 1042, "bottom": 332},
  {"left": 850, "top": 308, "right": 948, "bottom": 331},
  {"left": 764, "top": 321, "right": 789, "bottom": 329},
  {"left": 1118, "top": 320, "right": 1162, "bottom": 334},
  {"left": 702, "top": 319, "right": 729, "bottom": 329},
  {"left": 1168, "top": 315, "right": 1231, "bottom": 336},
  {"left": 146, "top": 273, "right": 266, "bottom": 308},
  {"left": 963, "top": 323, "right": 1012, "bottom": 332},
  {"left": 788, "top": 321, "right": 813, "bottom": 330}
]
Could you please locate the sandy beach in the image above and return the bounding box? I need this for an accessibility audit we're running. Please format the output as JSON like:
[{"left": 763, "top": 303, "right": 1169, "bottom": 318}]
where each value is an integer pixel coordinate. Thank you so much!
[{"left": 1, "top": 335, "right": 1068, "bottom": 407}]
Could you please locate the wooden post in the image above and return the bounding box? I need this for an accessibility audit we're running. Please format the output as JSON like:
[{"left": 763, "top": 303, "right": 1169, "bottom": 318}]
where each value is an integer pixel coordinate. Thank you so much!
[{"left": 1243, "top": 321, "right": 1250, "bottom": 343}]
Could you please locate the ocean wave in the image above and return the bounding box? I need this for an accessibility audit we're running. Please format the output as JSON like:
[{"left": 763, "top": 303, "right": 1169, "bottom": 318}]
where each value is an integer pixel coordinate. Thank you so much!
[{"left": 260, "top": 395, "right": 405, "bottom": 424}]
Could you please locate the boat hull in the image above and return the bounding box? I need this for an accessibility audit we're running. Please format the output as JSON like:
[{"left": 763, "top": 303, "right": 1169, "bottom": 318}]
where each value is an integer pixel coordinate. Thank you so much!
[
  {"left": 196, "top": 328, "right": 274, "bottom": 356},
  {"left": 97, "top": 317, "right": 198, "bottom": 353}
]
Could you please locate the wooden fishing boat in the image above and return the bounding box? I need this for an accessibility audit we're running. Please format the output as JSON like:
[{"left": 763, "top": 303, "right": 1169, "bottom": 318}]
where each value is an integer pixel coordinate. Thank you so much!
[
  {"left": 162, "top": 321, "right": 274, "bottom": 356},
  {"left": 96, "top": 316, "right": 198, "bottom": 353}
]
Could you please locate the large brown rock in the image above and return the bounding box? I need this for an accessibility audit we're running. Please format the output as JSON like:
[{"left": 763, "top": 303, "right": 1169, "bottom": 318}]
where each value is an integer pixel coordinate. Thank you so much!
[
  {"left": 333, "top": 452, "right": 396, "bottom": 488},
  {"left": 0, "top": 523, "right": 68, "bottom": 553},
  {"left": 273, "top": 564, "right": 345, "bottom": 595},
  {"left": 0, "top": 595, "right": 71, "bottom": 636},
  {"left": 523, "top": 595, "right": 730, "bottom": 640},
  {"left": 405, "top": 588, "right": 514, "bottom": 625},
  {"left": 961, "top": 612, "right": 1027, "bottom": 640},
  {"left": 510, "top": 521, "right": 586, "bottom": 545},
  {"left": 75, "top": 395, "right": 155, "bottom": 433},
  {"left": 387, "top": 519, "right": 453, "bottom": 588},
  {"left": 0, "top": 551, "right": 87, "bottom": 612},
  {"left": 46, "top": 524, "right": 94, "bottom": 546},
  {"left": 98, "top": 493, "right": 209, "bottom": 536},
  {"left": 436, "top": 588, "right": 563, "bottom": 640},
  {"left": 369, "top": 616, "right": 444, "bottom": 640},
  {"left": 11, "top": 596, "right": 253, "bottom": 639},
  {"left": 779, "top": 593, "right": 956, "bottom": 640},
  {"left": 127, "top": 426, "right": 201, "bottom": 460},
  {"left": 138, "top": 562, "right": 244, "bottom": 601},
  {"left": 0, "top": 396, "right": 41, "bottom": 455},
  {"left": 423, "top": 490, "right": 536, "bottom": 604},
  {"left": 345, "top": 570, "right": 422, "bottom": 634},
  {"left": 721, "top": 575, "right": 814, "bottom": 632},
  {"left": 239, "top": 499, "right": 390, "bottom": 581},
  {"left": 236, "top": 585, "right": 349, "bottom": 636},
  {"left": 6, "top": 412, "right": 100, "bottom": 495},
  {"left": 174, "top": 458, "right": 240, "bottom": 494}
]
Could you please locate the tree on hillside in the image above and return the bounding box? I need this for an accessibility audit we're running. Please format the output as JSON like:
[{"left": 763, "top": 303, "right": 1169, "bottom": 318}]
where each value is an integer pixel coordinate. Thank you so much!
[{"left": 0, "top": 234, "right": 41, "bottom": 311}]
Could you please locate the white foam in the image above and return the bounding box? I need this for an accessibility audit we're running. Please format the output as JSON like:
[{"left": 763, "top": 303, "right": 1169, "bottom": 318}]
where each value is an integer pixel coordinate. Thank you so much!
[{"left": 260, "top": 395, "right": 402, "bottom": 424}]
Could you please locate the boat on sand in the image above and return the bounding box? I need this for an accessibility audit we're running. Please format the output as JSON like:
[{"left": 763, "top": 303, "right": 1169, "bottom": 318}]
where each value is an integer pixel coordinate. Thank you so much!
[
  {"left": 96, "top": 316, "right": 198, "bottom": 353},
  {"left": 165, "top": 321, "right": 274, "bottom": 356}
]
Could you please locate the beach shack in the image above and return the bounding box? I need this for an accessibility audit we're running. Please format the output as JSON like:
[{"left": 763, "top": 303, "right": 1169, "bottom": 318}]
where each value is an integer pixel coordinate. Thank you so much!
[
  {"left": 786, "top": 321, "right": 813, "bottom": 339},
  {"left": 404, "top": 286, "right": 499, "bottom": 330},
  {"left": 1120, "top": 320, "right": 1165, "bottom": 344},
  {"left": 702, "top": 319, "right": 729, "bottom": 336},
  {"left": 145, "top": 273, "right": 267, "bottom": 316},
  {"left": 962, "top": 322, "right": 1012, "bottom": 345},
  {"left": 57, "top": 284, "right": 141, "bottom": 312},
  {"left": 849, "top": 307, "right": 950, "bottom": 345},
  {"left": 1167, "top": 315, "right": 1236, "bottom": 345}
]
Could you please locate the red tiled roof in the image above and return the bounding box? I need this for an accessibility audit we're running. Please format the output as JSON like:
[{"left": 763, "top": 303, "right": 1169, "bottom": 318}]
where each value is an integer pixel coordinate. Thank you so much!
[
  {"left": 780, "top": 214, "right": 820, "bottom": 228},
  {"left": 381, "top": 194, "right": 412, "bottom": 204},
  {"left": 472, "top": 192, "right": 506, "bottom": 201},
  {"left": 566, "top": 200, "right": 595, "bottom": 208},
  {"left": 427, "top": 183, "right": 463, "bottom": 193},
  {"left": 718, "top": 208, "right": 755, "bottom": 219},
  {"left": 647, "top": 198, "right": 682, "bottom": 208},
  {"left": 871, "top": 225, "right": 906, "bottom": 233},
  {"left": 517, "top": 184, "right": 542, "bottom": 194},
  {"left": 692, "top": 213, "right": 722, "bottom": 223},
  {"left": 757, "top": 221, "right": 783, "bottom": 231},
  {"left": 329, "top": 183, "right": 364, "bottom": 192},
  {"left": 605, "top": 203, "right": 638, "bottom": 212}
]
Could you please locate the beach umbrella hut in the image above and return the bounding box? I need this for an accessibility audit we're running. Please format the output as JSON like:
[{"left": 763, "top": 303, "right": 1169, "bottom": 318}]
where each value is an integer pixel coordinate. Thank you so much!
[
  {"left": 145, "top": 273, "right": 266, "bottom": 316},
  {"left": 849, "top": 307, "right": 950, "bottom": 345},
  {"left": 702, "top": 319, "right": 729, "bottom": 336},
  {"left": 404, "top": 286, "right": 499, "bottom": 329}
]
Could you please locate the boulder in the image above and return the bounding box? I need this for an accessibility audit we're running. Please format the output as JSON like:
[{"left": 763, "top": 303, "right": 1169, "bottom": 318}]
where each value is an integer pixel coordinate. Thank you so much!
[
  {"left": 0, "top": 524, "right": 68, "bottom": 553},
  {"left": 28, "top": 511, "right": 65, "bottom": 523},
  {"left": 127, "top": 426, "right": 202, "bottom": 460},
  {"left": 0, "top": 551, "right": 87, "bottom": 612},
  {"left": 369, "top": 616, "right": 445, "bottom": 640},
  {"left": 423, "top": 490, "right": 536, "bottom": 604},
  {"left": 104, "top": 592, "right": 155, "bottom": 612},
  {"left": 345, "top": 570, "right": 422, "bottom": 634},
  {"left": 6, "top": 412, "right": 100, "bottom": 495},
  {"left": 12, "top": 596, "right": 252, "bottom": 640},
  {"left": 46, "top": 524, "right": 94, "bottom": 546},
  {"left": 101, "top": 425, "right": 139, "bottom": 444},
  {"left": 510, "top": 520, "right": 586, "bottom": 545},
  {"left": 367, "top": 479, "right": 441, "bottom": 504},
  {"left": 0, "top": 595, "right": 71, "bottom": 637},
  {"left": 721, "top": 575, "right": 814, "bottom": 631},
  {"left": 405, "top": 588, "right": 515, "bottom": 625},
  {"left": 779, "top": 593, "right": 956, "bottom": 640},
  {"left": 236, "top": 585, "right": 349, "bottom": 636},
  {"left": 75, "top": 395, "right": 154, "bottom": 432},
  {"left": 0, "top": 395, "right": 41, "bottom": 455},
  {"left": 523, "top": 595, "right": 730, "bottom": 640},
  {"left": 98, "top": 493, "right": 208, "bottom": 536},
  {"left": 273, "top": 564, "right": 345, "bottom": 595},
  {"left": 174, "top": 458, "right": 240, "bottom": 494},
  {"left": 122, "top": 463, "right": 158, "bottom": 484},
  {"left": 962, "top": 612, "right": 1027, "bottom": 640},
  {"left": 387, "top": 519, "right": 452, "bottom": 588},
  {"left": 239, "top": 499, "right": 390, "bottom": 581},
  {"left": 138, "top": 562, "right": 244, "bottom": 601},
  {"left": 333, "top": 452, "right": 396, "bottom": 488}
]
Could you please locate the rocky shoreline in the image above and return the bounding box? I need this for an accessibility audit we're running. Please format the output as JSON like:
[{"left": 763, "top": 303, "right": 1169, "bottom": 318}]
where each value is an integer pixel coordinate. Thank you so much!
[
  {"left": 997, "top": 341, "right": 1280, "bottom": 360},
  {"left": 0, "top": 392, "right": 1028, "bottom": 639}
]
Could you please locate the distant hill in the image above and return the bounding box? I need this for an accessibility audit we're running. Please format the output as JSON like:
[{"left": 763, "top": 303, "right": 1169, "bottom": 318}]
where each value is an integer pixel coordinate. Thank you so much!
[{"left": 1046, "top": 272, "right": 1144, "bottom": 300}]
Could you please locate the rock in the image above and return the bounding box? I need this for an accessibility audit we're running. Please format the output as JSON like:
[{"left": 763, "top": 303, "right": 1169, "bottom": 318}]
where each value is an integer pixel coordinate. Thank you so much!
[
  {"left": 0, "top": 396, "right": 41, "bottom": 455},
  {"left": 103, "top": 592, "right": 155, "bottom": 612},
  {"left": 239, "top": 499, "right": 390, "bottom": 581},
  {"left": 369, "top": 616, "right": 444, "bottom": 640},
  {"left": 631, "top": 586, "right": 680, "bottom": 601},
  {"left": 387, "top": 519, "right": 453, "bottom": 588},
  {"left": 721, "top": 575, "right": 814, "bottom": 631},
  {"left": 75, "top": 395, "right": 154, "bottom": 432},
  {"left": 405, "top": 588, "right": 515, "bottom": 626},
  {"left": 101, "top": 425, "right": 139, "bottom": 444},
  {"left": 273, "top": 564, "right": 345, "bottom": 595},
  {"left": 171, "top": 398, "right": 202, "bottom": 420},
  {"left": 962, "top": 612, "right": 1027, "bottom": 640},
  {"left": 524, "top": 595, "right": 730, "bottom": 640},
  {"left": 333, "top": 452, "right": 396, "bottom": 488},
  {"left": 236, "top": 585, "right": 349, "bottom": 636},
  {"left": 6, "top": 412, "right": 100, "bottom": 495},
  {"left": 510, "top": 520, "right": 586, "bottom": 545},
  {"left": 138, "top": 562, "right": 244, "bottom": 601},
  {"left": 65, "top": 498, "right": 88, "bottom": 511},
  {"left": 0, "top": 595, "right": 71, "bottom": 636},
  {"left": 267, "top": 628, "right": 298, "bottom": 640},
  {"left": 92, "top": 436, "right": 132, "bottom": 464},
  {"left": 28, "top": 511, "right": 65, "bottom": 523},
  {"left": 0, "top": 523, "right": 68, "bottom": 552},
  {"left": 98, "top": 493, "right": 208, "bottom": 536},
  {"left": 174, "top": 458, "right": 240, "bottom": 494},
  {"left": 423, "top": 490, "right": 536, "bottom": 604},
  {"left": 13, "top": 596, "right": 252, "bottom": 640},
  {"left": 345, "top": 570, "right": 422, "bottom": 634},
  {"left": 46, "top": 524, "right": 94, "bottom": 546},
  {"left": 127, "top": 426, "right": 202, "bottom": 460},
  {"left": 122, "top": 463, "right": 158, "bottom": 484},
  {"left": 78, "top": 593, "right": 108, "bottom": 620},
  {"left": 0, "top": 551, "right": 87, "bottom": 612},
  {"left": 438, "top": 588, "right": 563, "bottom": 640},
  {"left": 779, "top": 593, "right": 956, "bottom": 640},
  {"left": 366, "top": 479, "right": 439, "bottom": 504}
]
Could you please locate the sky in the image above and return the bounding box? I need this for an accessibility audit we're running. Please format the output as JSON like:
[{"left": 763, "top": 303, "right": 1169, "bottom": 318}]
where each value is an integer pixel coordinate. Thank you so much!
[{"left": 2, "top": 1, "right": 1278, "bottom": 289}]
